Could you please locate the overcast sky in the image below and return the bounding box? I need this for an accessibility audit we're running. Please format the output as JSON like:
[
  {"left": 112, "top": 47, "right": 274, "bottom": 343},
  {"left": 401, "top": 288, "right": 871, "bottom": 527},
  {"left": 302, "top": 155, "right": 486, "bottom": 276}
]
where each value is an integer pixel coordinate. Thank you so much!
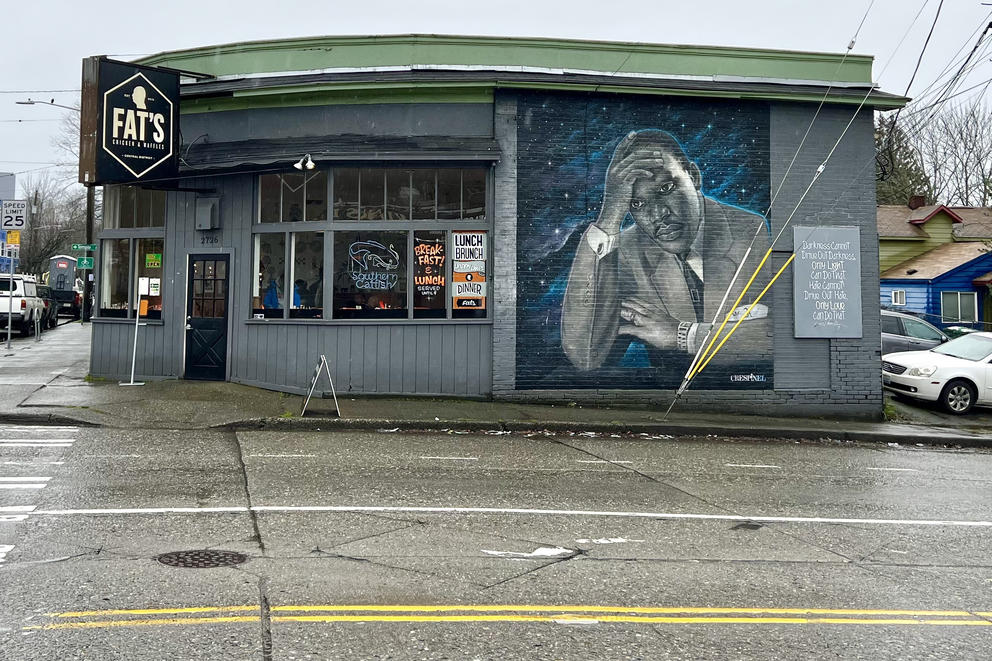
[{"left": 2, "top": 0, "right": 991, "bottom": 196}]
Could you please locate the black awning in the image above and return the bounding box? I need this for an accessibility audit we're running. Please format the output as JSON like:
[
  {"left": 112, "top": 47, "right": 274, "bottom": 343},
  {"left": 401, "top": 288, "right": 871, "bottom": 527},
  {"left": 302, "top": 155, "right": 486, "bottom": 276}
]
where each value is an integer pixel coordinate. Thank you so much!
[{"left": 179, "top": 134, "right": 501, "bottom": 174}]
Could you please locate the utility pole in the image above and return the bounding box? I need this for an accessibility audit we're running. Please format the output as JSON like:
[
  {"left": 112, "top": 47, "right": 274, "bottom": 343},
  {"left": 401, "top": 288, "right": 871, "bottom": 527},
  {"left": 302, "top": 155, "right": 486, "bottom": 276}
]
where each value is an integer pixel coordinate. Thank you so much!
[{"left": 83, "top": 185, "right": 94, "bottom": 322}]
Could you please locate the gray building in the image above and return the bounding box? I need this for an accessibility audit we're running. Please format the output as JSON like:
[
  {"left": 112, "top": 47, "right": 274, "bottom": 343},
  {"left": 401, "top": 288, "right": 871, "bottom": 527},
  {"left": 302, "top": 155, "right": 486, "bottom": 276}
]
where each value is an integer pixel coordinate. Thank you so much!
[{"left": 89, "top": 35, "right": 904, "bottom": 418}]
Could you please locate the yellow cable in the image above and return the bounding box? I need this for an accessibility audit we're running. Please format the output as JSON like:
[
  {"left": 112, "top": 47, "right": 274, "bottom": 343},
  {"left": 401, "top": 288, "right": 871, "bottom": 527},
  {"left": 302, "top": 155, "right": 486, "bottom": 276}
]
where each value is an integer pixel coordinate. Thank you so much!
[
  {"left": 692, "top": 246, "right": 774, "bottom": 377},
  {"left": 694, "top": 254, "right": 795, "bottom": 377}
]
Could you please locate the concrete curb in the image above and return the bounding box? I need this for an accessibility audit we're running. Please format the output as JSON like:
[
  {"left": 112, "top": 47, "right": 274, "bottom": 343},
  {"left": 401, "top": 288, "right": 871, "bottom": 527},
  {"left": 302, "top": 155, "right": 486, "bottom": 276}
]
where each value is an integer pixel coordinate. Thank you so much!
[{"left": 221, "top": 415, "right": 992, "bottom": 448}]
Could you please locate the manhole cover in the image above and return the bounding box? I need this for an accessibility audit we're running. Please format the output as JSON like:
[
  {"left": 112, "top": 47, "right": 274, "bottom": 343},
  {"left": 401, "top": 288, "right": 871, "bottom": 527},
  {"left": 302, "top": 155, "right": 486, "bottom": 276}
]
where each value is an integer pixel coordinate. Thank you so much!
[{"left": 156, "top": 549, "right": 248, "bottom": 569}]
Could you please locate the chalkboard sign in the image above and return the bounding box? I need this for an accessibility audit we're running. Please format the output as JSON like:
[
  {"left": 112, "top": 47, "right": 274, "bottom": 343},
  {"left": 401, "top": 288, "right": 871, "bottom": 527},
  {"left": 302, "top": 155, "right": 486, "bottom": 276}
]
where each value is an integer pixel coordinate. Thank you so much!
[{"left": 793, "top": 226, "right": 863, "bottom": 338}]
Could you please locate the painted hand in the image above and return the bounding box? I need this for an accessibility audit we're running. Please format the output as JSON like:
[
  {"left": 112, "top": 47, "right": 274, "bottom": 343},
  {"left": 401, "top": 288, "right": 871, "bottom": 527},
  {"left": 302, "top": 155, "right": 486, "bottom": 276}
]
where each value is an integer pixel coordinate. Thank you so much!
[
  {"left": 599, "top": 133, "right": 674, "bottom": 232},
  {"left": 619, "top": 298, "right": 679, "bottom": 349}
]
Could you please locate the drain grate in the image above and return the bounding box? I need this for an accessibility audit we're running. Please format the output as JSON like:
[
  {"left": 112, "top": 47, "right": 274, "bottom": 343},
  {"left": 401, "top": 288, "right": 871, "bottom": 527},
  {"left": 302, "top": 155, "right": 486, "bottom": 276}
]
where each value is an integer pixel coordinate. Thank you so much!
[{"left": 156, "top": 549, "right": 248, "bottom": 569}]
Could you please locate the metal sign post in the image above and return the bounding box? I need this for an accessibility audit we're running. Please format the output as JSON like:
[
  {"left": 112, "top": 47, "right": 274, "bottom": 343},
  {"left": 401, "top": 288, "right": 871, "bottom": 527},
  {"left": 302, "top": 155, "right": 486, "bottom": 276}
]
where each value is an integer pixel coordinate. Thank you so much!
[
  {"left": 120, "top": 277, "right": 148, "bottom": 387},
  {"left": 1, "top": 201, "right": 27, "bottom": 350},
  {"left": 301, "top": 355, "right": 340, "bottom": 417}
]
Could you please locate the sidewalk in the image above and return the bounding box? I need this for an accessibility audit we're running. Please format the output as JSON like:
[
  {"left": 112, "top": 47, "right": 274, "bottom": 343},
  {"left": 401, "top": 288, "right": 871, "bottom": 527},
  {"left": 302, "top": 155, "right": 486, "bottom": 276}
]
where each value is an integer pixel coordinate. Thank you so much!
[{"left": 1, "top": 322, "right": 990, "bottom": 447}]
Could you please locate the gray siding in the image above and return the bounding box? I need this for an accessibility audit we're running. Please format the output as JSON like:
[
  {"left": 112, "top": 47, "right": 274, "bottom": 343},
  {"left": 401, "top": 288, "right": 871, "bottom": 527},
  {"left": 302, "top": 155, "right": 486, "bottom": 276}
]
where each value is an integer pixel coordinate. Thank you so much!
[{"left": 90, "top": 172, "right": 494, "bottom": 396}]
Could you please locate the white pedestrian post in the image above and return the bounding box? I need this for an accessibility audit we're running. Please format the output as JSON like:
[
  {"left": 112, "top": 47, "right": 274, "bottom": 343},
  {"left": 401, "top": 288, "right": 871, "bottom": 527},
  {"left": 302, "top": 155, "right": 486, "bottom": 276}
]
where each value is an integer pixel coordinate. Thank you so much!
[
  {"left": 120, "top": 277, "right": 148, "bottom": 387},
  {"left": 5, "top": 239, "right": 11, "bottom": 351}
]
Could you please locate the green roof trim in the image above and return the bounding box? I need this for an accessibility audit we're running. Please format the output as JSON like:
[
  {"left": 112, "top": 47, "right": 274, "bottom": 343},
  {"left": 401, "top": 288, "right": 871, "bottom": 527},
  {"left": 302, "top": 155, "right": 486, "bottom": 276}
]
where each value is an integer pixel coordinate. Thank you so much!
[{"left": 139, "top": 33, "right": 877, "bottom": 85}]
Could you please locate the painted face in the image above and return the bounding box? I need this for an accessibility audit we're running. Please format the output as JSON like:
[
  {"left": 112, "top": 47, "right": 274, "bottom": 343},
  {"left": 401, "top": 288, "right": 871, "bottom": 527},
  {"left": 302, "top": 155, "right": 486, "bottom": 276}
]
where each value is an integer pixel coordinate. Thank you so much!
[{"left": 628, "top": 151, "right": 703, "bottom": 255}]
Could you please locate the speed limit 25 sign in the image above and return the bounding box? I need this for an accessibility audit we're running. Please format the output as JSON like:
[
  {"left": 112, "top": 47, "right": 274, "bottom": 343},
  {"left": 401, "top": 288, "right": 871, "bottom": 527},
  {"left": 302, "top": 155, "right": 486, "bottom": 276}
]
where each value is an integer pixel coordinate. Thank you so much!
[{"left": 1, "top": 200, "right": 27, "bottom": 230}]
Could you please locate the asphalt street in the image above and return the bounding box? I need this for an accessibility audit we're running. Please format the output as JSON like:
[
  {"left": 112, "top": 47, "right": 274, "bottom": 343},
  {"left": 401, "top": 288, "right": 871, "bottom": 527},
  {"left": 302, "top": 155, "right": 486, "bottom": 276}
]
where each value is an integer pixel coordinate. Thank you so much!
[{"left": 1, "top": 425, "right": 991, "bottom": 660}]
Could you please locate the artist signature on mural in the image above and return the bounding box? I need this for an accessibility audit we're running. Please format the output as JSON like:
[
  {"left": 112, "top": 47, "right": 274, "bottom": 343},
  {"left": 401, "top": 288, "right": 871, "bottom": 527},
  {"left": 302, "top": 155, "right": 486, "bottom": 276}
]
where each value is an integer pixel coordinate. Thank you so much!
[{"left": 349, "top": 240, "right": 400, "bottom": 290}]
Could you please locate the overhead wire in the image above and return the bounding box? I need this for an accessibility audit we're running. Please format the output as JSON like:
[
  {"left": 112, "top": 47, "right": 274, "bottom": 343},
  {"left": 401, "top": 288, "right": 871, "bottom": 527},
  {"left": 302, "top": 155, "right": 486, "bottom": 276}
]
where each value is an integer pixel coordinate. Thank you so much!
[
  {"left": 670, "top": 0, "right": 955, "bottom": 409},
  {"left": 663, "top": 0, "right": 887, "bottom": 418}
]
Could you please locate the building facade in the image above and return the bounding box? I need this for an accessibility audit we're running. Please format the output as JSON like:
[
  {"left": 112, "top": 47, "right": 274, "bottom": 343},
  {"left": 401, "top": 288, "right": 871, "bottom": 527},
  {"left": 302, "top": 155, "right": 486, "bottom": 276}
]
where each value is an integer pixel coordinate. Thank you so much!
[{"left": 89, "top": 35, "right": 903, "bottom": 418}]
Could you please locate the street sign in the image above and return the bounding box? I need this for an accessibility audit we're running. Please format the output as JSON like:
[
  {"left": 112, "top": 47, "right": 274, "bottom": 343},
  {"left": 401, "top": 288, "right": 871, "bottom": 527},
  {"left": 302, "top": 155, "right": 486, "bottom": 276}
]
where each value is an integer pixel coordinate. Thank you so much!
[
  {"left": 72, "top": 243, "right": 97, "bottom": 251},
  {"left": 77, "top": 257, "right": 94, "bottom": 269},
  {"left": 5, "top": 231, "right": 19, "bottom": 245},
  {"left": 1, "top": 200, "right": 27, "bottom": 230}
]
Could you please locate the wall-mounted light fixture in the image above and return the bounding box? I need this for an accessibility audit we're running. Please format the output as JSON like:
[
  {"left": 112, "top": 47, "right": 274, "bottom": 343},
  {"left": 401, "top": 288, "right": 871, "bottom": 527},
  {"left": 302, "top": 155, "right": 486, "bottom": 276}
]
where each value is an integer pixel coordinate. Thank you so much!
[{"left": 293, "top": 153, "right": 315, "bottom": 171}]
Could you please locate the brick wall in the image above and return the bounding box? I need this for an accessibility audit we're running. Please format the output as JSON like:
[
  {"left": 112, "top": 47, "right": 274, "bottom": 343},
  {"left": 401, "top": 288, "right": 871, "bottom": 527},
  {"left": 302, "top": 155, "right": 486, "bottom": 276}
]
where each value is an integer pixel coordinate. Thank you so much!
[{"left": 493, "top": 91, "right": 882, "bottom": 420}]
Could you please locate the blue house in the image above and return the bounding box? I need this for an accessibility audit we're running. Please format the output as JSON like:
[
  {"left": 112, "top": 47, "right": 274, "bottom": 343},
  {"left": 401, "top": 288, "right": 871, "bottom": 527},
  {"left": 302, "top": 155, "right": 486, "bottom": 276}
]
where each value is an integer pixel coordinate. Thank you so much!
[{"left": 880, "top": 242, "right": 992, "bottom": 330}]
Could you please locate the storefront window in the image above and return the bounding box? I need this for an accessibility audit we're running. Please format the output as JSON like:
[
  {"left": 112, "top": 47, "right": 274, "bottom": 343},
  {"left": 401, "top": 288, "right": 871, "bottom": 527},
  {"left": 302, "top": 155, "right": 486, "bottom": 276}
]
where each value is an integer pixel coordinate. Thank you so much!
[
  {"left": 258, "top": 172, "right": 328, "bottom": 223},
  {"left": 136, "top": 238, "right": 164, "bottom": 320},
  {"left": 414, "top": 230, "right": 446, "bottom": 319},
  {"left": 290, "top": 232, "right": 324, "bottom": 318},
  {"left": 253, "top": 166, "right": 488, "bottom": 321},
  {"left": 333, "top": 230, "right": 407, "bottom": 319},
  {"left": 254, "top": 233, "right": 286, "bottom": 318},
  {"left": 103, "top": 185, "right": 166, "bottom": 229},
  {"left": 99, "top": 239, "right": 131, "bottom": 317}
]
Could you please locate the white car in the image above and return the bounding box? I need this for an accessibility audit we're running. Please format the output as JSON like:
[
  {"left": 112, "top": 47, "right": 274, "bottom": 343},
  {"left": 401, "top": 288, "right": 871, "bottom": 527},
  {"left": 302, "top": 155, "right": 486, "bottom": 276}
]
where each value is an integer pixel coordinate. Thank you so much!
[{"left": 882, "top": 332, "right": 992, "bottom": 414}]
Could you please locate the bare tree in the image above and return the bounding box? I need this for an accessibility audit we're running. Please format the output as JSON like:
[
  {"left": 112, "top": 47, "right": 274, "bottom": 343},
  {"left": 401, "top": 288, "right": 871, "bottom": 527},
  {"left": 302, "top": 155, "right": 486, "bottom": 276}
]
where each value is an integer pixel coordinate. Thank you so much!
[
  {"left": 17, "top": 172, "right": 88, "bottom": 278},
  {"left": 880, "top": 102, "right": 992, "bottom": 207}
]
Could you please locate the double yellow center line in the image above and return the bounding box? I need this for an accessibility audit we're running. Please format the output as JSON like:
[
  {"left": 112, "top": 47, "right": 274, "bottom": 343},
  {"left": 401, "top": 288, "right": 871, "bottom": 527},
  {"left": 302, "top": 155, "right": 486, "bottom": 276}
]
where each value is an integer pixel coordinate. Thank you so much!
[{"left": 24, "top": 605, "right": 992, "bottom": 631}]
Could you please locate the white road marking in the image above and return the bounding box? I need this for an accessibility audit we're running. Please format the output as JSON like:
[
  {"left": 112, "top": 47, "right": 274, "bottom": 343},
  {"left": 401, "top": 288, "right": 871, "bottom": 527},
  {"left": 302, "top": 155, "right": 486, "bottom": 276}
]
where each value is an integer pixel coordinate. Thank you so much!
[
  {"left": 420, "top": 456, "right": 479, "bottom": 461},
  {"left": 0, "top": 544, "right": 14, "bottom": 564},
  {"left": 575, "top": 538, "right": 644, "bottom": 544},
  {"left": 1, "top": 461, "right": 63, "bottom": 466},
  {"left": 482, "top": 546, "right": 574, "bottom": 558},
  {"left": 0, "top": 439, "right": 74, "bottom": 444},
  {"left": 866, "top": 467, "right": 920, "bottom": 473},
  {"left": 22, "top": 504, "right": 992, "bottom": 529},
  {"left": 0, "top": 477, "right": 51, "bottom": 482},
  {"left": 0, "top": 443, "right": 72, "bottom": 448},
  {"left": 726, "top": 464, "right": 781, "bottom": 469},
  {"left": 0, "top": 484, "right": 48, "bottom": 489},
  {"left": 576, "top": 460, "right": 633, "bottom": 464},
  {"left": 0, "top": 506, "right": 35, "bottom": 512}
]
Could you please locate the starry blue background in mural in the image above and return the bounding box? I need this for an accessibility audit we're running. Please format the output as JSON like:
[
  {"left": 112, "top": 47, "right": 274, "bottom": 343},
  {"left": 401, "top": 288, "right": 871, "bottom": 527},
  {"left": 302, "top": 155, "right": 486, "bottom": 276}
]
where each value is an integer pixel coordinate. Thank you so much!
[{"left": 514, "top": 91, "right": 771, "bottom": 390}]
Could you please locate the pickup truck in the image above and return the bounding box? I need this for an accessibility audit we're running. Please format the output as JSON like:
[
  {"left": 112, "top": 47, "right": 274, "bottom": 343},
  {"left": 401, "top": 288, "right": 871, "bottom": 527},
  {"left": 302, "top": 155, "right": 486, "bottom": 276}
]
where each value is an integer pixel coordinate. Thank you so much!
[{"left": 0, "top": 274, "right": 45, "bottom": 336}]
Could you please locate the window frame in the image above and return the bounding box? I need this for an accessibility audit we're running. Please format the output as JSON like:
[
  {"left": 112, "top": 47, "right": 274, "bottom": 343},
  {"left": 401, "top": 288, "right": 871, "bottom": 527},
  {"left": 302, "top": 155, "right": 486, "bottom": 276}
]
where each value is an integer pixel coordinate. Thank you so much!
[
  {"left": 251, "top": 165, "right": 492, "bottom": 323},
  {"left": 940, "top": 291, "right": 978, "bottom": 323},
  {"left": 890, "top": 290, "right": 906, "bottom": 306}
]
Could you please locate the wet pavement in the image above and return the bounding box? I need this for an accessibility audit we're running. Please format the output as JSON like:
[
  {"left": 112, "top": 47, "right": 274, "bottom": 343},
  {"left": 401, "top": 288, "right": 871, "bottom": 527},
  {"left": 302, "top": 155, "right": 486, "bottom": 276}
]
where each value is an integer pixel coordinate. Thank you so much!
[
  {"left": 1, "top": 323, "right": 992, "bottom": 658},
  {"left": 0, "top": 321, "right": 990, "bottom": 447},
  {"left": 1, "top": 425, "right": 991, "bottom": 659}
]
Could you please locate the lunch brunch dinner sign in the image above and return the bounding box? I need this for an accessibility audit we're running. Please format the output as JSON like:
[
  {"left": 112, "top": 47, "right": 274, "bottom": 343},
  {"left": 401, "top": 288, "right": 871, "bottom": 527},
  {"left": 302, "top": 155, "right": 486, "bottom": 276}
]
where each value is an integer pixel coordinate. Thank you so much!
[{"left": 79, "top": 58, "right": 179, "bottom": 185}]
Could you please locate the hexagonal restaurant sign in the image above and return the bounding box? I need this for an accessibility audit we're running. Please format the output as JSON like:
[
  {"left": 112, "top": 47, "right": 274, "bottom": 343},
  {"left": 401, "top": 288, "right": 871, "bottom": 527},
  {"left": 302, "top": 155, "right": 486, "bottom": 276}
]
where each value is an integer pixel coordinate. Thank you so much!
[{"left": 79, "top": 58, "right": 179, "bottom": 185}]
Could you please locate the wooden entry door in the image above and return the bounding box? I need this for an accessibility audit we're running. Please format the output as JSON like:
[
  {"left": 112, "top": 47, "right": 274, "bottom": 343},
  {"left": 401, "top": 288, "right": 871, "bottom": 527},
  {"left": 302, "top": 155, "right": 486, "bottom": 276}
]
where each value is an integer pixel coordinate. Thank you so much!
[{"left": 184, "top": 255, "right": 229, "bottom": 380}]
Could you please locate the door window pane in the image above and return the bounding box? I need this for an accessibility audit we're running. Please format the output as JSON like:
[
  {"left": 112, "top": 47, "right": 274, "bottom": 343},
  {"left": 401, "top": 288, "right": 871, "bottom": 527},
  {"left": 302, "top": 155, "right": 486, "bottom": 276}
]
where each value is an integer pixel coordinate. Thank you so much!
[
  {"left": 411, "top": 168, "right": 437, "bottom": 219},
  {"left": 360, "top": 169, "right": 384, "bottom": 220},
  {"left": 333, "top": 168, "right": 359, "bottom": 220},
  {"left": 254, "top": 233, "right": 286, "bottom": 318},
  {"left": 437, "top": 169, "right": 461, "bottom": 219},
  {"left": 903, "top": 318, "right": 942, "bottom": 342},
  {"left": 100, "top": 239, "right": 130, "bottom": 317},
  {"left": 881, "top": 314, "right": 901, "bottom": 335},
  {"left": 119, "top": 186, "right": 135, "bottom": 228},
  {"left": 333, "top": 230, "right": 407, "bottom": 319},
  {"left": 290, "top": 232, "right": 323, "bottom": 319},
  {"left": 414, "top": 230, "right": 446, "bottom": 319},
  {"left": 386, "top": 169, "right": 412, "bottom": 221},
  {"left": 136, "top": 238, "right": 164, "bottom": 320}
]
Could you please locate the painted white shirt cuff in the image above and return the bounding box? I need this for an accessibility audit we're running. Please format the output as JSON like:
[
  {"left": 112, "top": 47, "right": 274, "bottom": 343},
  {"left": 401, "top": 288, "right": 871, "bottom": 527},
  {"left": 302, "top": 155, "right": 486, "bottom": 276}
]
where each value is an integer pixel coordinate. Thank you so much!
[{"left": 585, "top": 224, "right": 618, "bottom": 258}]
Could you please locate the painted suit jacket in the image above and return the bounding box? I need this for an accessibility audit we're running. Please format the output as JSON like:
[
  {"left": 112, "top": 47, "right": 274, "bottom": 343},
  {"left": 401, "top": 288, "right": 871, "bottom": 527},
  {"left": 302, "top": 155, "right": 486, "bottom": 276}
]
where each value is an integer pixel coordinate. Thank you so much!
[{"left": 561, "top": 197, "right": 772, "bottom": 372}]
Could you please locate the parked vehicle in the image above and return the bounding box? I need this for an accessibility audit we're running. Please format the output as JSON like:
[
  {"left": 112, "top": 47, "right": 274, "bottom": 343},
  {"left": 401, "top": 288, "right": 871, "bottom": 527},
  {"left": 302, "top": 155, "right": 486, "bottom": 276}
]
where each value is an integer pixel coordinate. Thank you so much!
[
  {"left": 881, "top": 309, "right": 948, "bottom": 354},
  {"left": 47, "top": 255, "right": 82, "bottom": 319},
  {"left": 882, "top": 332, "right": 992, "bottom": 414},
  {"left": 35, "top": 284, "right": 58, "bottom": 330},
  {"left": 0, "top": 274, "right": 45, "bottom": 336}
]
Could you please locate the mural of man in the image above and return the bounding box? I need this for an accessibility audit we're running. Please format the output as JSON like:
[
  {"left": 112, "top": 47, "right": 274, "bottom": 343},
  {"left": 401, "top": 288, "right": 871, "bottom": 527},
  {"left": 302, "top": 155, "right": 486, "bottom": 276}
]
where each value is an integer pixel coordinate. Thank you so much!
[{"left": 561, "top": 129, "right": 771, "bottom": 375}]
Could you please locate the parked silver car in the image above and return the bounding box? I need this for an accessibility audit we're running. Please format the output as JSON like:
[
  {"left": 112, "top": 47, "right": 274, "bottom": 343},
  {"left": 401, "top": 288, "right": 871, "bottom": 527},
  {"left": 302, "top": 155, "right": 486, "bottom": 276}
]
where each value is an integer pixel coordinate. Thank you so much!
[{"left": 881, "top": 310, "right": 948, "bottom": 355}]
